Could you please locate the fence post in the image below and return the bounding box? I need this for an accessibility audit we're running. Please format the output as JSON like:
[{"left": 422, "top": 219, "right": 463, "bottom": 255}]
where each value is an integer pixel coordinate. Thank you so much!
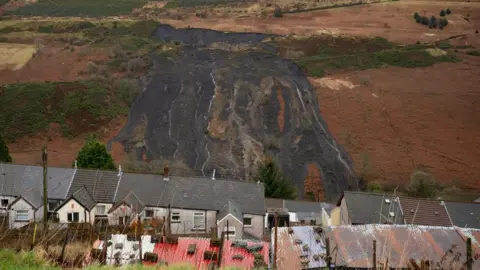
[
  {"left": 138, "top": 215, "right": 142, "bottom": 262},
  {"left": 60, "top": 227, "right": 70, "bottom": 264},
  {"left": 326, "top": 237, "right": 331, "bottom": 269},
  {"left": 467, "top": 237, "right": 472, "bottom": 270},
  {"left": 373, "top": 239, "right": 377, "bottom": 269}
]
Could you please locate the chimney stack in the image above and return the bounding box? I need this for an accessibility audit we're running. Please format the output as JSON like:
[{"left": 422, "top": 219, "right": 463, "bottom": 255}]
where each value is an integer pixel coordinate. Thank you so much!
[
  {"left": 211, "top": 169, "right": 216, "bottom": 180},
  {"left": 163, "top": 161, "right": 169, "bottom": 181}
]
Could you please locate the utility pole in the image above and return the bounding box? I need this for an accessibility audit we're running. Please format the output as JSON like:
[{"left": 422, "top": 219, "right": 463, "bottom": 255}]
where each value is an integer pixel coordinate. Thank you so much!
[
  {"left": 467, "top": 237, "right": 472, "bottom": 270},
  {"left": 273, "top": 213, "right": 278, "bottom": 269},
  {"left": 42, "top": 145, "right": 48, "bottom": 228},
  {"left": 373, "top": 239, "right": 377, "bottom": 270}
]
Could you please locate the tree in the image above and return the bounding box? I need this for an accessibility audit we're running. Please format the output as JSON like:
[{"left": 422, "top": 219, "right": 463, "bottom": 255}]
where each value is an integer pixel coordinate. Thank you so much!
[
  {"left": 421, "top": 16, "right": 430, "bottom": 26},
  {"left": 446, "top": 8, "right": 451, "bottom": 15},
  {"left": 254, "top": 159, "right": 296, "bottom": 200},
  {"left": 273, "top": 7, "right": 283, "bottom": 18},
  {"left": 439, "top": 18, "right": 449, "bottom": 29},
  {"left": 440, "top": 9, "right": 446, "bottom": 17},
  {"left": 407, "top": 170, "right": 439, "bottom": 198},
  {"left": 74, "top": 136, "right": 116, "bottom": 170},
  {"left": 429, "top": 16, "right": 438, "bottom": 28},
  {"left": 413, "top": 12, "right": 420, "bottom": 19},
  {"left": 0, "top": 135, "right": 12, "bottom": 163}
]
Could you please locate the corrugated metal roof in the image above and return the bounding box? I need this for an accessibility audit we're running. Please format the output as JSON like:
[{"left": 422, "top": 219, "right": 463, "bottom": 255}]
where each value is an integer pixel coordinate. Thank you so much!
[
  {"left": 67, "top": 169, "right": 120, "bottom": 203},
  {"left": 400, "top": 197, "right": 452, "bottom": 226},
  {"left": 326, "top": 225, "right": 474, "bottom": 269},
  {"left": 152, "top": 237, "right": 269, "bottom": 269},
  {"left": 273, "top": 226, "right": 327, "bottom": 269},
  {"left": 0, "top": 164, "right": 75, "bottom": 208},
  {"left": 444, "top": 201, "right": 480, "bottom": 229},
  {"left": 455, "top": 227, "right": 480, "bottom": 264}
]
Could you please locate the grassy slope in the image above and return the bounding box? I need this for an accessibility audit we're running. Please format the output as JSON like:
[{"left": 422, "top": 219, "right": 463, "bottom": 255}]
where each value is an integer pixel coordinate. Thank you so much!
[{"left": 5, "top": 0, "right": 149, "bottom": 17}]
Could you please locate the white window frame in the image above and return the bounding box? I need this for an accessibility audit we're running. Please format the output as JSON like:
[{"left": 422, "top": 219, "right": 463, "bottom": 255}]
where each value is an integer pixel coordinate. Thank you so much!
[
  {"left": 243, "top": 215, "right": 253, "bottom": 227},
  {"left": 95, "top": 205, "right": 106, "bottom": 215},
  {"left": 15, "top": 210, "right": 29, "bottom": 222},
  {"left": 223, "top": 226, "right": 236, "bottom": 237},
  {"left": 193, "top": 212, "right": 205, "bottom": 230},
  {"left": 67, "top": 212, "right": 79, "bottom": 222},
  {"left": 171, "top": 212, "right": 181, "bottom": 223}
]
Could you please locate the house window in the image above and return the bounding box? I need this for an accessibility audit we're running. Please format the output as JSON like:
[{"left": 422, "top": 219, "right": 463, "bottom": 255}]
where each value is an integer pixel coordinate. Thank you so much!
[
  {"left": 193, "top": 212, "right": 205, "bottom": 229},
  {"left": 1, "top": 199, "right": 8, "bottom": 207},
  {"left": 96, "top": 205, "right": 106, "bottom": 215},
  {"left": 48, "top": 202, "right": 57, "bottom": 211},
  {"left": 15, "top": 210, "right": 29, "bottom": 222},
  {"left": 67, "top": 212, "right": 79, "bottom": 222},
  {"left": 145, "top": 210, "right": 154, "bottom": 218},
  {"left": 243, "top": 215, "right": 252, "bottom": 227},
  {"left": 119, "top": 216, "right": 129, "bottom": 225},
  {"left": 171, "top": 212, "right": 181, "bottom": 223},
  {"left": 223, "top": 226, "right": 236, "bottom": 237}
]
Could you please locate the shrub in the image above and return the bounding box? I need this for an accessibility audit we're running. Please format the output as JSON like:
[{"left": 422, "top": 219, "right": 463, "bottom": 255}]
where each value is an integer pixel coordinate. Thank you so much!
[
  {"left": 429, "top": 16, "right": 437, "bottom": 28},
  {"left": 87, "top": 61, "right": 98, "bottom": 74},
  {"left": 367, "top": 182, "right": 382, "bottom": 192},
  {"left": 407, "top": 170, "right": 439, "bottom": 198},
  {"left": 476, "top": 29, "right": 479, "bottom": 34},
  {"left": 466, "top": 50, "right": 480, "bottom": 56},
  {"left": 273, "top": 7, "right": 282, "bottom": 18},
  {"left": 440, "top": 9, "right": 446, "bottom": 17},
  {"left": 413, "top": 12, "right": 419, "bottom": 19},
  {"left": 446, "top": 8, "right": 451, "bottom": 14},
  {"left": 204, "top": 251, "right": 217, "bottom": 260},
  {"left": 127, "top": 57, "right": 146, "bottom": 73},
  {"left": 439, "top": 18, "right": 448, "bottom": 29},
  {"left": 210, "top": 238, "right": 221, "bottom": 247},
  {"left": 415, "top": 16, "right": 422, "bottom": 23},
  {"left": 421, "top": 16, "right": 430, "bottom": 25}
]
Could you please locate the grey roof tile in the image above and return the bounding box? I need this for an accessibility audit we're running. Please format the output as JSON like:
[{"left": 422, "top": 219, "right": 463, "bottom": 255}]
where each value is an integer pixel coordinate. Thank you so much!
[
  {"left": 218, "top": 201, "right": 243, "bottom": 222},
  {"left": 343, "top": 191, "right": 404, "bottom": 224},
  {"left": 72, "top": 186, "right": 96, "bottom": 210},
  {"left": 400, "top": 197, "right": 451, "bottom": 226},
  {"left": 111, "top": 191, "right": 145, "bottom": 214},
  {"left": 115, "top": 174, "right": 265, "bottom": 215},
  {"left": 444, "top": 201, "right": 480, "bottom": 229},
  {"left": 0, "top": 164, "right": 75, "bottom": 208},
  {"left": 67, "top": 169, "right": 120, "bottom": 203}
]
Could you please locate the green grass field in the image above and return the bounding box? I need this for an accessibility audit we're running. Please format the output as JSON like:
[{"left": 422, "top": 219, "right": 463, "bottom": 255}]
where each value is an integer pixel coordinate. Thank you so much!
[{"left": 6, "top": 0, "right": 149, "bottom": 17}]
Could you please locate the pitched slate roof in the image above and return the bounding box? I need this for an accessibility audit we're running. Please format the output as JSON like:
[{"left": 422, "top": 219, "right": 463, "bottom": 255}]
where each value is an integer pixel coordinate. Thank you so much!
[
  {"left": 284, "top": 199, "right": 324, "bottom": 213},
  {"left": 218, "top": 201, "right": 243, "bottom": 222},
  {"left": 342, "top": 191, "right": 404, "bottom": 224},
  {"left": 444, "top": 201, "right": 480, "bottom": 229},
  {"left": 115, "top": 173, "right": 265, "bottom": 215},
  {"left": 400, "top": 197, "right": 452, "bottom": 226},
  {"left": 67, "top": 169, "right": 120, "bottom": 203},
  {"left": 0, "top": 163, "right": 76, "bottom": 208},
  {"left": 110, "top": 191, "right": 145, "bottom": 214},
  {"left": 72, "top": 186, "right": 96, "bottom": 211}
]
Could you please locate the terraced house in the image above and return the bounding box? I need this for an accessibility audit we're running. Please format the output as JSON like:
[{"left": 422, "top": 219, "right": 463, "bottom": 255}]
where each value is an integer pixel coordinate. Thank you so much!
[{"left": 0, "top": 163, "right": 266, "bottom": 240}]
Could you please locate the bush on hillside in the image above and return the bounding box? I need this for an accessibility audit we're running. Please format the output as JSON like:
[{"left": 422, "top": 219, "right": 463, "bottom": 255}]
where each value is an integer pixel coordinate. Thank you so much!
[
  {"left": 407, "top": 170, "right": 439, "bottom": 199},
  {"left": 415, "top": 16, "right": 422, "bottom": 23},
  {"left": 446, "top": 8, "right": 451, "bottom": 14},
  {"left": 439, "top": 18, "right": 448, "bottom": 29},
  {"left": 421, "top": 16, "right": 430, "bottom": 26},
  {"left": 429, "top": 16, "right": 438, "bottom": 28},
  {"left": 127, "top": 57, "right": 146, "bottom": 73},
  {"left": 413, "top": 12, "right": 420, "bottom": 19},
  {"left": 273, "top": 7, "right": 283, "bottom": 18},
  {"left": 440, "top": 9, "right": 446, "bottom": 17}
]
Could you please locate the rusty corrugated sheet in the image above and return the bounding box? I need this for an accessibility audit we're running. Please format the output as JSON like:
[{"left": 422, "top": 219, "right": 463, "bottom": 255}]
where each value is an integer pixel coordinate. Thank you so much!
[
  {"left": 327, "top": 225, "right": 471, "bottom": 269},
  {"left": 455, "top": 227, "right": 480, "bottom": 267},
  {"left": 273, "top": 226, "right": 327, "bottom": 270}
]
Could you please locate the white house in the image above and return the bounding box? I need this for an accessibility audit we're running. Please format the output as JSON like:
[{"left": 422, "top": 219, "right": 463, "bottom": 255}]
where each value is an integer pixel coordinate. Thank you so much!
[{"left": 56, "top": 186, "right": 96, "bottom": 223}]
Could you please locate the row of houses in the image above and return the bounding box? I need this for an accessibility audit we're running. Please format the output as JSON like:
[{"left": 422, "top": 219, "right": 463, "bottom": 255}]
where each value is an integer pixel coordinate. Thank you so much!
[
  {"left": 332, "top": 191, "right": 480, "bottom": 228},
  {"left": 0, "top": 163, "right": 266, "bottom": 240}
]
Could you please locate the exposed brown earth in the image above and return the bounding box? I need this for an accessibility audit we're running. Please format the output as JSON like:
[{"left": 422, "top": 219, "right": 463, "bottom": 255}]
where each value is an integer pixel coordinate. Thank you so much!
[
  {"left": 9, "top": 116, "right": 127, "bottom": 167},
  {"left": 159, "top": 1, "right": 480, "bottom": 45},
  {"left": 276, "top": 87, "right": 285, "bottom": 132},
  {"left": 311, "top": 57, "right": 480, "bottom": 190}
]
